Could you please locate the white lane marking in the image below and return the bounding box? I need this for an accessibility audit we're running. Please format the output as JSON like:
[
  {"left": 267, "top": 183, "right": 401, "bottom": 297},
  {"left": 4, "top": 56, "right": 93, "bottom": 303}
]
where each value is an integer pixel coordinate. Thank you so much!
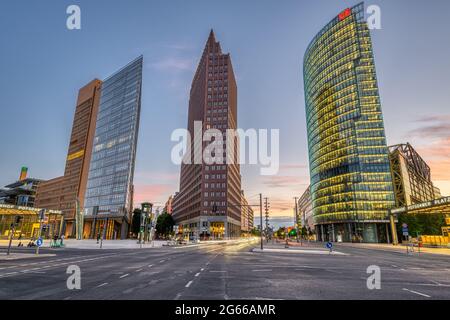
[
  {"left": 148, "top": 264, "right": 153, "bottom": 268},
  {"left": 209, "top": 270, "right": 226, "bottom": 273},
  {"left": 195, "top": 273, "right": 200, "bottom": 277},
  {"left": 119, "top": 273, "right": 130, "bottom": 279},
  {"left": 96, "top": 282, "right": 108, "bottom": 288},
  {"left": 391, "top": 265, "right": 398, "bottom": 268},
  {"left": 185, "top": 280, "right": 193, "bottom": 288},
  {"left": 200, "top": 268, "right": 205, "bottom": 271},
  {"left": 252, "top": 269, "right": 272, "bottom": 272},
  {"left": 402, "top": 288, "right": 431, "bottom": 298},
  {"left": 136, "top": 269, "right": 143, "bottom": 272},
  {"left": 159, "top": 260, "right": 165, "bottom": 263}
]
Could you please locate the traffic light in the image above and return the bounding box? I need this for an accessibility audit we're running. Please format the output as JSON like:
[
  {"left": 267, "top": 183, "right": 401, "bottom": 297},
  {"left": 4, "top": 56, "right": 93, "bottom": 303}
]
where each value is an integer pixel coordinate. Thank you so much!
[{"left": 14, "top": 216, "right": 23, "bottom": 225}]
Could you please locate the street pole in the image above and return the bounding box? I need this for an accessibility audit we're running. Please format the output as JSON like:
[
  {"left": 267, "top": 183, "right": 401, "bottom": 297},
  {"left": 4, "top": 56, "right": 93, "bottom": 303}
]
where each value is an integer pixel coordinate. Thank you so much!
[
  {"left": 260, "top": 193, "right": 263, "bottom": 250},
  {"left": 294, "top": 197, "right": 299, "bottom": 243},
  {"left": 7, "top": 224, "right": 15, "bottom": 256},
  {"left": 36, "top": 217, "right": 43, "bottom": 255}
]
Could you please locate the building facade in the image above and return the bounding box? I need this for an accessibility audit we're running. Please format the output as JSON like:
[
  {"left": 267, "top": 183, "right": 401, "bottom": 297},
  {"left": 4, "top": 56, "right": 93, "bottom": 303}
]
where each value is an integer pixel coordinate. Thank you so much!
[
  {"left": 35, "top": 79, "right": 102, "bottom": 236},
  {"left": 297, "top": 186, "right": 314, "bottom": 232},
  {"left": 0, "top": 168, "right": 42, "bottom": 208},
  {"left": 240, "top": 190, "right": 254, "bottom": 234},
  {"left": 83, "top": 57, "right": 143, "bottom": 239},
  {"left": 172, "top": 31, "right": 242, "bottom": 240},
  {"left": 0, "top": 203, "right": 63, "bottom": 240},
  {"left": 389, "top": 143, "right": 442, "bottom": 206},
  {"left": 303, "top": 3, "right": 395, "bottom": 243}
]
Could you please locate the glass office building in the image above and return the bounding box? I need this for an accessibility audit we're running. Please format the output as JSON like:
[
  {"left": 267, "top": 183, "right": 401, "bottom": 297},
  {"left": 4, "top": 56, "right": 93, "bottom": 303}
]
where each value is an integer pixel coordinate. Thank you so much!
[
  {"left": 84, "top": 56, "right": 143, "bottom": 239},
  {"left": 303, "top": 3, "right": 395, "bottom": 243}
]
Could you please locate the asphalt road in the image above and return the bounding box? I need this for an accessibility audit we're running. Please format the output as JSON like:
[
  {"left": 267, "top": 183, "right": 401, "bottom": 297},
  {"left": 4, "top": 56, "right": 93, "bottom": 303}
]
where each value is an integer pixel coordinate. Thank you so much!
[{"left": 0, "top": 240, "right": 449, "bottom": 300}]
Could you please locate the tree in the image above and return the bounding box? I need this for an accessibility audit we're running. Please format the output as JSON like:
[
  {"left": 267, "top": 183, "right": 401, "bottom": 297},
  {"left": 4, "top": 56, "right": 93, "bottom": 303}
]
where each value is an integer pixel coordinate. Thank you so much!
[
  {"left": 155, "top": 213, "right": 175, "bottom": 239},
  {"left": 131, "top": 209, "right": 142, "bottom": 237}
]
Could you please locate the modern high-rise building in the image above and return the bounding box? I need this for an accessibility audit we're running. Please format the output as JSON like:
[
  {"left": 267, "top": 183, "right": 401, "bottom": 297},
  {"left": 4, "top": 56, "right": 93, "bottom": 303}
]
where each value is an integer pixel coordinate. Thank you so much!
[
  {"left": 389, "top": 143, "right": 442, "bottom": 207},
  {"left": 172, "top": 30, "right": 241, "bottom": 240},
  {"left": 303, "top": 3, "right": 395, "bottom": 243},
  {"left": 35, "top": 79, "right": 102, "bottom": 235},
  {"left": 83, "top": 56, "right": 143, "bottom": 239}
]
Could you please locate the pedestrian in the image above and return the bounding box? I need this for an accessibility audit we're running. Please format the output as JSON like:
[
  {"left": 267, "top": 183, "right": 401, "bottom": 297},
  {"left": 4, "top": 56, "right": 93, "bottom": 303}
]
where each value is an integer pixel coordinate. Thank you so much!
[{"left": 60, "top": 234, "right": 65, "bottom": 246}]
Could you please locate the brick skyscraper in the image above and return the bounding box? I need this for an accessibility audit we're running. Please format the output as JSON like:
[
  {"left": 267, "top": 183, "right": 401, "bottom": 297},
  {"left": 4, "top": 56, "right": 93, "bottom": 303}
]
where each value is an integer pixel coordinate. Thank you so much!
[{"left": 173, "top": 30, "right": 241, "bottom": 239}]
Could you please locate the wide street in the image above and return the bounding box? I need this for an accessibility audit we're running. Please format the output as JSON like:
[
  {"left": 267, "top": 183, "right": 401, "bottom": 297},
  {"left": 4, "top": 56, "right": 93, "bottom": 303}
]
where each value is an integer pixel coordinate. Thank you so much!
[{"left": 0, "top": 240, "right": 449, "bottom": 300}]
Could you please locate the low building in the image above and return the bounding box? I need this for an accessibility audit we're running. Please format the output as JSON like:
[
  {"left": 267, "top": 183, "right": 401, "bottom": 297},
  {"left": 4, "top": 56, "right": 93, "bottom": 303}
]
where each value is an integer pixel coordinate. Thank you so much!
[
  {"left": 0, "top": 168, "right": 43, "bottom": 207},
  {"left": 0, "top": 203, "right": 63, "bottom": 239}
]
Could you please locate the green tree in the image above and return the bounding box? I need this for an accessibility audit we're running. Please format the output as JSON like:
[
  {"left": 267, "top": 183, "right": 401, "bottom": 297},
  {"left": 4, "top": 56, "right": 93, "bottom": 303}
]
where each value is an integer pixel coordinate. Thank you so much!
[
  {"left": 398, "top": 213, "right": 445, "bottom": 237},
  {"left": 155, "top": 213, "right": 175, "bottom": 239},
  {"left": 131, "top": 209, "right": 142, "bottom": 236}
]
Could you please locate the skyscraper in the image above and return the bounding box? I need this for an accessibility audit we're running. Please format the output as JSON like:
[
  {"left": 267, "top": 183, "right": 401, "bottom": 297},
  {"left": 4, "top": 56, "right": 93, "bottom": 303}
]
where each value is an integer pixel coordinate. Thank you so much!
[
  {"left": 303, "top": 3, "right": 395, "bottom": 243},
  {"left": 172, "top": 30, "right": 241, "bottom": 239},
  {"left": 83, "top": 56, "right": 143, "bottom": 239},
  {"left": 35, "top": 79, "right": 102, "bottom": 235}
]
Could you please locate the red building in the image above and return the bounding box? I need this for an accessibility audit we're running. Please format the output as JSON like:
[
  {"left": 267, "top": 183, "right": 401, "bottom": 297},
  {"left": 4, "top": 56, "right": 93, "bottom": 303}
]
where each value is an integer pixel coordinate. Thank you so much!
[{"left": 172, "top": 30, "right": 241, "bottom": 239}]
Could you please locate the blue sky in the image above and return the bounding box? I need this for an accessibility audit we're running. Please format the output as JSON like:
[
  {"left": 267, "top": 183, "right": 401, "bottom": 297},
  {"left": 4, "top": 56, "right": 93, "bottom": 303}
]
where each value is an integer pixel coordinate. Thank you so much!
[{"left": 1, "top": 0, "right": 450, "bottom": 221}]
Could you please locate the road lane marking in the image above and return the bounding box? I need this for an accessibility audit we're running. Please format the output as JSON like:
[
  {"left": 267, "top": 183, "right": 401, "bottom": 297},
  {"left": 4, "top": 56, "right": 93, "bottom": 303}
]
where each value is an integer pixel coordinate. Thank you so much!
[
  {"left": 252, "top": 269, "right": 272, "bottom": 272},
  {"left": 195, "top": 273, "right": 200, "bottom": 277},
  {"left": 148, "top": 264, "right": 153, "bottom": 268},
  {"left": 96, "top": 282, "right": 108, "bottom": 288},
  {"left": 209, "top": 270, "right": 226, "bottom": 273},
  {"left": 185, "top": 280, "right": 193, "bottom": 288},
  {"left": 119, "top": 273, "right": 130, "bottom": 279},
  {"left": 159, "top": 260, "right": 165, "bottom": 263},
  {"left": 402, "top": 288, "right": 431, "bottom": 298},
  {"left": 200, "top": 268, "right": 205, "bottom": 271},
  {"left": 136, "top": 269, "right": 142, "bottom": 272}
]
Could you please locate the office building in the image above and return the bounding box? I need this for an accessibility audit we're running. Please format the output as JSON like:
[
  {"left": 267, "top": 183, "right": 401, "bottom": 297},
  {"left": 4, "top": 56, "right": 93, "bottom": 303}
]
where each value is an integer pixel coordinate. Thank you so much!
[
  {"left": 303, "top": 3, "right": 395, "bottom": 243},
  {"left": 83, "top": 56, "right": 143, "bottom": 239},
  {"left": 35, "top": 79, "right": 102, "bottom": 236},
  {"left": 297, "top": 186, "right": 314, "bottom": 232},
  {"left": 172, "top": 30, "right": 242, "bottom": 239}
]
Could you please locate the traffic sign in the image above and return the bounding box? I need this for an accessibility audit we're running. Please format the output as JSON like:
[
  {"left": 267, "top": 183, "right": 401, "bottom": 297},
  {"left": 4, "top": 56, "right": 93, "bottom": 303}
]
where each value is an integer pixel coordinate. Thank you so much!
[
  {"left": 326, "top": 242, "right": 333, "bottom": 249},
  {"left": 36, "top": 237, "right": 43, "bottom": 247},
  {"left": 402, "top": 223, "right": 409, "bottom": 236}
]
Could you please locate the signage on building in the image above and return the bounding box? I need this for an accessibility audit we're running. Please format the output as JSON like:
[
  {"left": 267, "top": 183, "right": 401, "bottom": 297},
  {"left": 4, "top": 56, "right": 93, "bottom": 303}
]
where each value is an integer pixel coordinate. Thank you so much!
[
  {"left": 391, "top": 196, "right": 450, "bottom": 215},
  {"left": 67, "top": 149, "right": 85, "bottom": 161},
  {"left": 338, "top": 8, "right": 352, "bottom": 21}
]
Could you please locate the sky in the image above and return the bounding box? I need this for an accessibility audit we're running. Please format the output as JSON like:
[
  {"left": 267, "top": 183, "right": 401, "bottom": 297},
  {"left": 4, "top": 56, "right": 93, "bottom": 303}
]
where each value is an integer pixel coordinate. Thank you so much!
[{"left": 1, "top": 0, "right": 450, "bottom": 225}]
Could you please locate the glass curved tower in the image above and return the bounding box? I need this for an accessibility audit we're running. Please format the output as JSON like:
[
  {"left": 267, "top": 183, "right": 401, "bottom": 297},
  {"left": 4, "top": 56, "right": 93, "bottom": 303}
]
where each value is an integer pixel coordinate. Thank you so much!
[{"left": 303, "top": 3, "right": 395, "bottom": 243}]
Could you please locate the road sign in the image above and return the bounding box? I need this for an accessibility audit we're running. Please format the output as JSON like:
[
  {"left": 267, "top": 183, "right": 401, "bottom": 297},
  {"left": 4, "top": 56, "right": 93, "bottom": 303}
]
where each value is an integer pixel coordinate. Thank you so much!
[
  {"left": 402, "top": 223, "right": 409, "bottom": 236},
  {"left": 326, "top": 242, "right": 333, "bottom": 249},
  {"left": 36, "top": 237, "right": 43, "bottom": 247}
]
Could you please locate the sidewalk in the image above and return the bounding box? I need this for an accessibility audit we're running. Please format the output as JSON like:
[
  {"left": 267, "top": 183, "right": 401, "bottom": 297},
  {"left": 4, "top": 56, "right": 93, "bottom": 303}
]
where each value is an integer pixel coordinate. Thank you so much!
[
  {"left": 332, "top": 242, "right": 450, "bottom": 256},
  {"left": 0, "top": 252, "right": 55, "bottom": 261},
  {"left": 0, "top": 239, "right": 168, "bottom": 250},
  {"left": 252, "top": 241, "right": 346, "bottom": 255}
]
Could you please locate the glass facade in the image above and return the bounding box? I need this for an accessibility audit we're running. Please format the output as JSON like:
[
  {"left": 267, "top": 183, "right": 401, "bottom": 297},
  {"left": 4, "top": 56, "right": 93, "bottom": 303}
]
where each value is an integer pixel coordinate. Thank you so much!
[
  {"left": 303, "top": 3, "right": 395, "bottom": 242},
  {"left": 84, "top": 56, "right": 143, "bottom": 219}
]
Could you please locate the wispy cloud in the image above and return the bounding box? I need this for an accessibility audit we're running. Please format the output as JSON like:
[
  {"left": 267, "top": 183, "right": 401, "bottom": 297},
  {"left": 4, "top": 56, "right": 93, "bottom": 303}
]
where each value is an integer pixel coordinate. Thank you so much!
[
  {"left": 262, "top": 175, "right": 308, "bottom": 189},
  {"left": 148, "top": 57, "right": 194, "bottom": 72},
  {"left": 408, "top": 115, "right": 450, "bottom": 194}
]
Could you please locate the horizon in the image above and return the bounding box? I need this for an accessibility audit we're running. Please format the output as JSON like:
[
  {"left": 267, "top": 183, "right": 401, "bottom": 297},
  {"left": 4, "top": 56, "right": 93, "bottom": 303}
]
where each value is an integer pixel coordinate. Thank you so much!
[{"left": 1, "top": 0, "right": 449, "bottom": 218}]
